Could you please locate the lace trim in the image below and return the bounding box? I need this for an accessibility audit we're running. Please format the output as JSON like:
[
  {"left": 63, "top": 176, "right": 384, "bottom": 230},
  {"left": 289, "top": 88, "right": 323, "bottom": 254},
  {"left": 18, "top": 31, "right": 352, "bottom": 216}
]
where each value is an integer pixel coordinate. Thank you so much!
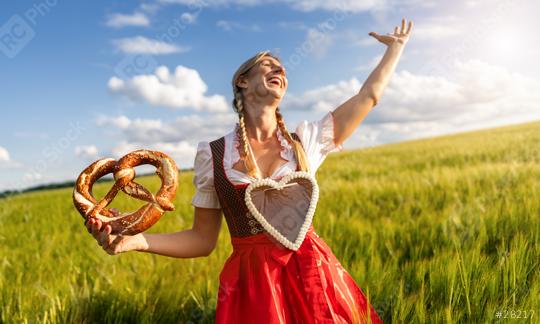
[
  {"left": 232, "top": 123, "right": 293, "bottom": 167},
  {"left": 275, "top": 126, "right": 294, "bottom": 162},
  {"left": 191, "top": 190, "right": 221, "bottom": 209},
  {"left": 320, "top": 111, "right": 344, "bottom": 155}
]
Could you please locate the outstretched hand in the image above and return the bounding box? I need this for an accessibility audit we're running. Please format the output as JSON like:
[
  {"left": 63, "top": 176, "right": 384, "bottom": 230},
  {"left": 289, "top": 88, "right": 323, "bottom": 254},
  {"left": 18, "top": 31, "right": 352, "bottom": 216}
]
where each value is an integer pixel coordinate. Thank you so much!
[
  {"left": 369, "top": 18, "right": 413, "bottom": 47},
  {"left": 85, "top": 208, "right": 148, "bottom": 255}
]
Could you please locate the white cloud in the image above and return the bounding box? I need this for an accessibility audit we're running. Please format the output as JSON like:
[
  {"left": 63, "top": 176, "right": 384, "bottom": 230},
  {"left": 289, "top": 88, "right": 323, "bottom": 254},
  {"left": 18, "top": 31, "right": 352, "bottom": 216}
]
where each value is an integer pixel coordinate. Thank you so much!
[
  {"left": 23, "top": 172, "right": 43, "bottom": 182},
  {"left": 216, "top": 20, "right": 261, "bottom": 32},
  {"left": 96, "top": 115, "right": 131, "bottom": 129},
  {"left": 74, "top": 145, "right": 99, "bottom": 159},
  {"left": 283, "top": 58, "right": 540, "bottom": 147},
  {"left": 111, "top": 141, "right": 198, "bottom": 169},
  {"left": 112, "top": 36, "right": 190, "bottom": 55},
  {"left": 413, "top": 24, "right": 461, "bottom": 41},
  {"left": 139, "top": 3, "right": 161, "bottom": 14},
  {"left": 180, "top": 12, "right": 198, "bottom": 24},
  {"left": 345, "top": 15, "right": 460, "bottom": 50},
  {"left": 95, "top": 112, "right": 239, "bottom": 169},
  {"left": 286, "top": 58, "right": 540, "bottom": 122},
  {"left": 96, "top": 113, "right": 236, "bottom": 143},
  {"left": 465, "top": 1, "right": 481, "bottom": 8},
  {"left": 283, "top": 78, "right": 362, "bottom": 112},
  {"left": 0, "top": 146, "right": 10, "bottom": 162},
  {"left": 0, "top": 146, "right": 21, "bottom": 169},
  {"left": 373, "top": 59, "right": 540, "bottom": 125},
  {"left": 288, "top": 0, "right": 385, "bottom": 12},
  {"left": 393, "top": 15, "right": 460, "bottom": 43},
  {"left": 106, "top": 12, "right": 150, "bottom": 28},
  {"left": 89, "top": 112, "right": 232, "bottom": 172},
  {"left": 157, "top": 0, "right": 434, "bottom": 13},
  {"left": 108, "top": 65, "right": 229, "bottom": 112},
  {"left": 158, "top": 0, "right": 269, "bottom": 6}
]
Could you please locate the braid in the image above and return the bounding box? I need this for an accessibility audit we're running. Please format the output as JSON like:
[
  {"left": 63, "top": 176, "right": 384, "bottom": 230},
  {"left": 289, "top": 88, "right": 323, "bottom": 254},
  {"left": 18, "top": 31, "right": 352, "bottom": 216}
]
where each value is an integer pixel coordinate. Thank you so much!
[
  {"left": 275, "top": 107, "right": 310, "bottom": 173},
  {"left": 234, "top": 91, "right": 261, "bottom": 178}
]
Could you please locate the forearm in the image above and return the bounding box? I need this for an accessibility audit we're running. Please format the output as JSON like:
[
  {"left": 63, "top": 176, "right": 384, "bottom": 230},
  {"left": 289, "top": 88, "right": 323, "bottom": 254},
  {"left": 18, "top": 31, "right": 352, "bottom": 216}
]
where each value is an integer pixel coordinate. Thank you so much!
[
  {"left": 360, "top": 42, "right": 405, "bottom": 104},
  {"left": 137, "top": 229, "right": 211, "bottom": 258}
]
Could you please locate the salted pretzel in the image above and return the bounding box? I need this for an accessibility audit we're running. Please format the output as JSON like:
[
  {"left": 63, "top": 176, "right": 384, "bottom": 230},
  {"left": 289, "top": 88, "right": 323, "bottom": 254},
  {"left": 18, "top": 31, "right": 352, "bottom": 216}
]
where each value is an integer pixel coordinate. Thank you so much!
[{"left": 73, "top": 149, "right": 178, "bottom": 236}]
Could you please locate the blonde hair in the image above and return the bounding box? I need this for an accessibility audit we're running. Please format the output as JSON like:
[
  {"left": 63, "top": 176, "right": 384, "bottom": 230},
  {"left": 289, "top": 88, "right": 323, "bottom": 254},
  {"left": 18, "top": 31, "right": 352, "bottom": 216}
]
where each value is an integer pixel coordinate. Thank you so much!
[{"left": 231, "top": 50, "right": 310, "bottom": 178}]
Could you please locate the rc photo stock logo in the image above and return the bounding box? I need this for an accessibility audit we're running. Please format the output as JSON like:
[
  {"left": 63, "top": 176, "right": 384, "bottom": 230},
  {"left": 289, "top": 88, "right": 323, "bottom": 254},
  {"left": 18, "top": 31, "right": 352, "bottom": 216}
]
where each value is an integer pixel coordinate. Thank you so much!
[
  {"left": 113, "top": 53, "right": 159, "bottom": 80},
  {"left": 0, "top": 0, "right": 58, "bottom": 59}
]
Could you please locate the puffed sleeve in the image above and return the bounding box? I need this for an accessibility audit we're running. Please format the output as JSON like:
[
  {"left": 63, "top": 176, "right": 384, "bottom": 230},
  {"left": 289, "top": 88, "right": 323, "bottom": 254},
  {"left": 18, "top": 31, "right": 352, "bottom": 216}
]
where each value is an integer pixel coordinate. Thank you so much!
[
  {"left": 191, "top": 141, "right": 221, "bottom": 209},
  {"left": 295, "top": 110, "right": 343, "bottom": 173}
]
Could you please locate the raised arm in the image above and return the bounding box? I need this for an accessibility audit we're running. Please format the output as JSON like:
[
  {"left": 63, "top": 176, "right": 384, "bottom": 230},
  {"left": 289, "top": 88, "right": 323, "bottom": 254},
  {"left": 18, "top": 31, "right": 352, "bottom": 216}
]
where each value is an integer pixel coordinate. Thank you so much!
[
  {"left": 87, "top": 206, "right": 222, "bottom": 258},
  {"left": 332, "top": 18, "right": 413, "bottom": 146}
]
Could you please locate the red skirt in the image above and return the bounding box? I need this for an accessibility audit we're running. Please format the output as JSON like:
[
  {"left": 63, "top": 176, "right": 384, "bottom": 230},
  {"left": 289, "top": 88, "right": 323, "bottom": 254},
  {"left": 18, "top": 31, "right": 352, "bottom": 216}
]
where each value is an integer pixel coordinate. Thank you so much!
[{"left": 215, "top": 224, "right": 382, "bottom": 323}]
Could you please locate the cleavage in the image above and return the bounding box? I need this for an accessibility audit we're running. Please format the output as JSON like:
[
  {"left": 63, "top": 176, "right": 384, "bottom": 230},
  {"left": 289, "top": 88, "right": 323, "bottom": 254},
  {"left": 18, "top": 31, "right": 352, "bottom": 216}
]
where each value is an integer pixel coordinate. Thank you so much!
[{"left": 232, "top": 142, "right": 289, "bottom": 179}]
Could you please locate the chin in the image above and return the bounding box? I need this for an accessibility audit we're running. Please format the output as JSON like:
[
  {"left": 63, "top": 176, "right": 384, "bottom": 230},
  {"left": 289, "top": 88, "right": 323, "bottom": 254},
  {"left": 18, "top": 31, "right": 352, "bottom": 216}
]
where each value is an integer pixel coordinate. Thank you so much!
[
  {"left": 271, "top": 92, "right": 284, "bottom": 102},
  {"left": 269, "top": 86, "right": 285, "bottom": 97}
]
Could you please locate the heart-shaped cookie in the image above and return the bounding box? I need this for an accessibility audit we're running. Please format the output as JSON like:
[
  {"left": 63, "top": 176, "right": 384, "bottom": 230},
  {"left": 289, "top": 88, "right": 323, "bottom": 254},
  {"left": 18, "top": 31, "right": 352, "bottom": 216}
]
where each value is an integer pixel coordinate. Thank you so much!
[{"left": 245, "top": 171, "right": 319, "bottom": 251}]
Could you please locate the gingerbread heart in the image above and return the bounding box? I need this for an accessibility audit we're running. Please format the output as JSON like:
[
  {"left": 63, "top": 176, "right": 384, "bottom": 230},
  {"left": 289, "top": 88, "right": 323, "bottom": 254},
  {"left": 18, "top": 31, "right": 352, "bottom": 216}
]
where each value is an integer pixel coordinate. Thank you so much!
[{"left": 244, "top": 171, "right": 319, "bottom": 251}]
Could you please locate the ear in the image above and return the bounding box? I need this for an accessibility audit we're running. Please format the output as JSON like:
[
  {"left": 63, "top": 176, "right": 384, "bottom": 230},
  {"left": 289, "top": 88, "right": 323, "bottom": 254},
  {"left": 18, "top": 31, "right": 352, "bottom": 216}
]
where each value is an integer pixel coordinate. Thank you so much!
[{"left": 236, "top": 75, "right": 248, "bottom": 89}]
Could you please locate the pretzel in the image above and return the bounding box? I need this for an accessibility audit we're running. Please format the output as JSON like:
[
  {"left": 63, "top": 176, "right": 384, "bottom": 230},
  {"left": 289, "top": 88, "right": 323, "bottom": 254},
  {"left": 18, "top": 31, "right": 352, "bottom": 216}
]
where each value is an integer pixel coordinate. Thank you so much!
[{"left": 73, "top": 149, "right": 178, "bottom": 235}]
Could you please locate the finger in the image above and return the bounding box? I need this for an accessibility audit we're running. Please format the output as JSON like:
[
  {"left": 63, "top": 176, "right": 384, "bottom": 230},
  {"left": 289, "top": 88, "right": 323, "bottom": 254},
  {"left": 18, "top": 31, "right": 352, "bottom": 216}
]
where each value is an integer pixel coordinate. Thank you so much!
[
  {"left": 97, "top": 227, "right": 107, "bottom": 246},
  {"left": 99, "top": 225, "right": 111, "bottom": 248},
  {"left": 368, "top": 31, "right": 378, "bottom": 39},
  {"left": 86, "top": 218, "right": 93, "bottom": 233},
  {"left": 95, "top": 219, "right": 102, "bottom": 231},
  {"left": 401, "top": 18, "right": 406, "bottom": 34},
  {"left": 94, "top": 219, "right": 104, "bottom": 237},
  {"left": 406, "top": 20, "right": 413, "bottom": 34},
  {"left": 99, "top": 221, "right": 108, "bottom": 233},
  {"left": 394, "top": 26, "right": 398, "bottom": 35},
  {"left": 91, "top": 219, "right": 101, "bottom": 238},
  {"left": 103, "top": 224, "right": 114, "bottom": 247},
  {"left": 89, "top": 218, "right": 98, "bottom": 234}
]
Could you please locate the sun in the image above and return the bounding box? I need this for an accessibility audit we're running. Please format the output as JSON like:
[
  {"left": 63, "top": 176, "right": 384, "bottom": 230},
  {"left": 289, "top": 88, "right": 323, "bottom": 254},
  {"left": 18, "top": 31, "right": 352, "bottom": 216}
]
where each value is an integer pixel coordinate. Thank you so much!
[{"left": 484, "top": 25, "right": 522, "bottom": 61}]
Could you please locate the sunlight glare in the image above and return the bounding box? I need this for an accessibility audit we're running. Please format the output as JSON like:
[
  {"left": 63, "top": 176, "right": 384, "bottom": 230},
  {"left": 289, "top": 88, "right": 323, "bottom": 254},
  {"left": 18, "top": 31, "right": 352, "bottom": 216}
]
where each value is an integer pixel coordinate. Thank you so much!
[{"left": 485, "top": 26, "right": 522, "bottom": 61}]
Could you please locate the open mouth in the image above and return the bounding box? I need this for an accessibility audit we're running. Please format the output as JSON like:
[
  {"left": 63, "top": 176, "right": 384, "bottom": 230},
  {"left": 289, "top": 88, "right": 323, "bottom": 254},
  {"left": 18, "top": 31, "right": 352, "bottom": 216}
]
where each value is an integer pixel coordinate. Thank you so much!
[{"left": 267, "top": 76, "right": 282, "bottom": 88}]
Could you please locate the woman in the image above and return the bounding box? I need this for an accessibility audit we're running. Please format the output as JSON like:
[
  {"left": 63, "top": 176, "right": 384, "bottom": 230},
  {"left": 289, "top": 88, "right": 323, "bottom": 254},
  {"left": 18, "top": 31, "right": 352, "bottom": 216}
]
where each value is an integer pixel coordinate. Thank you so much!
[{"left": 86, "top": 18, "right": 413, "bottom": 323}]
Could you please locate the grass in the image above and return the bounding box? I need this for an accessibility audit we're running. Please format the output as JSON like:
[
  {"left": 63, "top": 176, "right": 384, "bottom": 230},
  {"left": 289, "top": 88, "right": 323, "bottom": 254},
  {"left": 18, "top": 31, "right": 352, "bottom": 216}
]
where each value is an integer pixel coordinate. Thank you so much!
[{"left": 1, "top": 121, "right": 539, "bottom": 323}]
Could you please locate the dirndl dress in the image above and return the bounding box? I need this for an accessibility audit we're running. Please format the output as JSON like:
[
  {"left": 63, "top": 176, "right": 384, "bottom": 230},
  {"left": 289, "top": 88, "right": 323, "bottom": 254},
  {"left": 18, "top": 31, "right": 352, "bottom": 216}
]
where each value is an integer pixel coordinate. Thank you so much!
[{"left": 204, "top": 134, "right": 382, "bottom": 324}]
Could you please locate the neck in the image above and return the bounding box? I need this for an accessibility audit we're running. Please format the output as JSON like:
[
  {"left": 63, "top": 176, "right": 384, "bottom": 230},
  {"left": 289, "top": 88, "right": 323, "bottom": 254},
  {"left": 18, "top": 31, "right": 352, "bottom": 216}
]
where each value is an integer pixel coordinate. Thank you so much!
[{"left": 242, "top": 102, "right": 279, "bottom": 142}]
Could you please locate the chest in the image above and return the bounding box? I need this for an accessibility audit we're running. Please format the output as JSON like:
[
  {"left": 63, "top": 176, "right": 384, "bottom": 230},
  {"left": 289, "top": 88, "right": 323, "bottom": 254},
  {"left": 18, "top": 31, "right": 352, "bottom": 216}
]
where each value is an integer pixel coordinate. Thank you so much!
[{"left": 231, "top": 139, "right": 290, "bottom": 179}]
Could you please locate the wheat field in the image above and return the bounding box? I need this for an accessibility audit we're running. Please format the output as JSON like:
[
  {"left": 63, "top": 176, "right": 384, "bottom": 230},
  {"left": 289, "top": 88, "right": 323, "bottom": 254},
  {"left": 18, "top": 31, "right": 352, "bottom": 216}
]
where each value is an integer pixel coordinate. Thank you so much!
[{"left": 1, "top": 122, "right": 539, "bottom": 323}]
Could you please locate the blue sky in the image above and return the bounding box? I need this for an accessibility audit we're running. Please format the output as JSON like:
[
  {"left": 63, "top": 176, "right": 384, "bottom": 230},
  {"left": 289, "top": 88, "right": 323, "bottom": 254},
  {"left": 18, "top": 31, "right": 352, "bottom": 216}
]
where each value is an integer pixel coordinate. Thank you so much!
[{"left": 1, "top": 0, "right": 539, "bottom": 191}]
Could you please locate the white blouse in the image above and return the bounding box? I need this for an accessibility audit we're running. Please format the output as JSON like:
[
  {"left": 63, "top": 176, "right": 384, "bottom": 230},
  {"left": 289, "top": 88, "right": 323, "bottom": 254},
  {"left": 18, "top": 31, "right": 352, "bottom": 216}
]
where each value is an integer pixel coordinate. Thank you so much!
[{"left": 191, "top": 110, "right": 343, "bottom": 209}]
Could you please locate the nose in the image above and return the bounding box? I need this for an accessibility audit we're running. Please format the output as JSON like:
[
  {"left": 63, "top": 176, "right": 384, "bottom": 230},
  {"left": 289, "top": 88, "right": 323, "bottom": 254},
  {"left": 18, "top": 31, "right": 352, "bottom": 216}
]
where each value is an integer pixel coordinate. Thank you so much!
[{"left": 273, "top": 65, "right": 285, "bottom": 76}]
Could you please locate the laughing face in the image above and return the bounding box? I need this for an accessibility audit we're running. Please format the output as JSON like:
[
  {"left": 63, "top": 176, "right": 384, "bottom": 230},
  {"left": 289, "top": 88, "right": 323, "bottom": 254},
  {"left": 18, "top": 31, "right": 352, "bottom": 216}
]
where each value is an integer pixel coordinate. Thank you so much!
[{"left": 236, "top": 55, "right": 288, "bottom": 104}]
